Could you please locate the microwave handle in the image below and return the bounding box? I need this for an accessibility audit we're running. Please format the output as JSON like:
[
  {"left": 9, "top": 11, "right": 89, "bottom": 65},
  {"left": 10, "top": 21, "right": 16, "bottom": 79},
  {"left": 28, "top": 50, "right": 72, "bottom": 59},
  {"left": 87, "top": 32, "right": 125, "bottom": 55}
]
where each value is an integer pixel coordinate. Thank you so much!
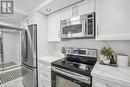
[
  {"left": 97, "top": 25, "right": 100, "bottom": 36},
  {"left": 72, "top": 6, "right": 74, "bottom": 16},
  {"left": 58, "top": 30, "right": 61, "bottom": 38},
  {"left": 82, "top": 20, "right": 86, "bottom": 35}
]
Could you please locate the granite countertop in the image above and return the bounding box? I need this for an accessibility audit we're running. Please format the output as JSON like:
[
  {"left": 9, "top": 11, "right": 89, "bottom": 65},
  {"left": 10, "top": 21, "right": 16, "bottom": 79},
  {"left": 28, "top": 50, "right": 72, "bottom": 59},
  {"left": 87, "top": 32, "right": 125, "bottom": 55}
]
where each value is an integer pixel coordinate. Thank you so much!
[{"left": 91, "top": 62, "right": 130, "bottom": 86}]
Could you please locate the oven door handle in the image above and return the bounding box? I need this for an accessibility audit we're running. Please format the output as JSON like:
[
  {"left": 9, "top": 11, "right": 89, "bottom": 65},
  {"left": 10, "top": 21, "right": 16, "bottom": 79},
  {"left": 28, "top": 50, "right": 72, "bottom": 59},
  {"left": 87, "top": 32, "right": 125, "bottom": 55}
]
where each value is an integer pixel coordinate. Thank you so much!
[{"left": 52, "top": 67, "right": 90, "bottom": 84}]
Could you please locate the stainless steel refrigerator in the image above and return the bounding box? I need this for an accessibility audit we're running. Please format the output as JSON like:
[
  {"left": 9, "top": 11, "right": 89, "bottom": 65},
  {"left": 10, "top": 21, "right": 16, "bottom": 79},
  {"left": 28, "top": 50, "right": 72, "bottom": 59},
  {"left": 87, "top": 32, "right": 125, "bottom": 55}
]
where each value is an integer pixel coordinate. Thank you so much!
[{"left": 21, "top": 24, "right": 38, "bottom": 87}]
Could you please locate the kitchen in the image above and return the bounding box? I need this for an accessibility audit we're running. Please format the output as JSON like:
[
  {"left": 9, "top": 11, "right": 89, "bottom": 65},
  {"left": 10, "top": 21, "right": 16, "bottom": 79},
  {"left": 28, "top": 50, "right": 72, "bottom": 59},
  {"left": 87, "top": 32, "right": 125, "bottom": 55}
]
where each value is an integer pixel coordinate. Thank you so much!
[{"left": 0, "top": 0, "right": 130, "bottom": 87}]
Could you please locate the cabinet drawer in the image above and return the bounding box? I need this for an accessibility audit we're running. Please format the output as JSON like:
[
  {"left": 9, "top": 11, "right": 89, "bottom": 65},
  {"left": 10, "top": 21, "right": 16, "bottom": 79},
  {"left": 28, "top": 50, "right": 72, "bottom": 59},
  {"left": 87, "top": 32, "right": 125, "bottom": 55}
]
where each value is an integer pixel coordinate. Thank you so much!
[
  {"left": 39, "top": 77, "right": 51, "bottom": 87},
  {"left": 39, "top": 67, "right": 51, "bottom": 80},
  {"left": 38, "top": 62, "right": 51, "bottom": 69},
  {"left": 93, "top": 77, "right": 129, "bottom": 87},
  {"left": 38, "top": 65, "right": 51, "bottom": 72}
]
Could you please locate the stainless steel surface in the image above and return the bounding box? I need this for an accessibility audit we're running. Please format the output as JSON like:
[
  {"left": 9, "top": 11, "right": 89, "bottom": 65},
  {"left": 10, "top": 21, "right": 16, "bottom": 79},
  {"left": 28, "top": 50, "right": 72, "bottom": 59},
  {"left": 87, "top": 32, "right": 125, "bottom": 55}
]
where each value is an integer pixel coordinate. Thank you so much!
[
  {"left": 85, "top": 12, "right": 95, "bottom": 37},
  {"left": 0, "top": 30, "right": 4, "bottom": 66},
  {"left": 0, "top": 24, "right": 23, "bottom": 31},
  {"left": 22, "top": 25, "right": 37, "bottom": 67},
  {"left": 60, "top": 16, "right": 84, "bottom": 38},
  {"left": 52, "top": 66, "right": 91, "bottom": 84},
  {"left": 22, "top": 65, "right": 37, "bottom": 87},
  {"left": 66, "top": 48, "right": 97, "bottom": 58},
  {"left": 60, "top": 12, "right": 95, "bottom": 39},
  {"left": 21, "top": 29, "right": 27, "bottom": 63},
  {"left": 22, "top": 24, "right": 38, "bottom": 87}
]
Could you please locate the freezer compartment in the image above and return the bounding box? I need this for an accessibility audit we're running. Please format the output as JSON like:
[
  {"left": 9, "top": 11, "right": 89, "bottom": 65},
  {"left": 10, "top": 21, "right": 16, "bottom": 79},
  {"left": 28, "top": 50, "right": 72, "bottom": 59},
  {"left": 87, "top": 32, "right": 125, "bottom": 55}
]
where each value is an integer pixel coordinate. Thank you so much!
[{"left": 22, "top": 64, "right": 38, "bottom": 87}]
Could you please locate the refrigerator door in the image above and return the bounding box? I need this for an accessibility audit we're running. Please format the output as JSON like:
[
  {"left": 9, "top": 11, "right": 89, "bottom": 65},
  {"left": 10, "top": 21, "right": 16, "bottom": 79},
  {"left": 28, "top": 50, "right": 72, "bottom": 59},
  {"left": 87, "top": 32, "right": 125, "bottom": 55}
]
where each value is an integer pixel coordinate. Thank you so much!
[
  {"left": 21, "top": 29, "right": 27, "bottom": 63},
  {"left": 22, "top": 24, "right": 37, "bottom": 67},
  {"left": 22, "top": 64, "right": 37, "bottom": 87}
]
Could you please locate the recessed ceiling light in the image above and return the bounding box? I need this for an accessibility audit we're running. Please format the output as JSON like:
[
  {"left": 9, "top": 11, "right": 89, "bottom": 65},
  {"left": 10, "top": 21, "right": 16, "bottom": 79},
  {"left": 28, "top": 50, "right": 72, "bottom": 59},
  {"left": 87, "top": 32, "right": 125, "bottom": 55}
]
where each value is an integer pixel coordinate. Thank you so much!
[{"left": 46, "top": 8, "right": 51, "bottom": 12}]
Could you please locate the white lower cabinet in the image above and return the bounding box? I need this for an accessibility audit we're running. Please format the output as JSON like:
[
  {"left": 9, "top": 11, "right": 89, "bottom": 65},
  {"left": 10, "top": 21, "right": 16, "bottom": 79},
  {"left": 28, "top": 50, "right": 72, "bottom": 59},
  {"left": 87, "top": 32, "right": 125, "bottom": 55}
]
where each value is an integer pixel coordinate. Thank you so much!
[
  {"left": 39, "top": 77, "right": 51, "bottom": 87},
  {"left": 92, "top": 77, "right": 129, "bottom": 87},
  {"left": 38, "top": 62, "right": 51, "bottom": 87}
]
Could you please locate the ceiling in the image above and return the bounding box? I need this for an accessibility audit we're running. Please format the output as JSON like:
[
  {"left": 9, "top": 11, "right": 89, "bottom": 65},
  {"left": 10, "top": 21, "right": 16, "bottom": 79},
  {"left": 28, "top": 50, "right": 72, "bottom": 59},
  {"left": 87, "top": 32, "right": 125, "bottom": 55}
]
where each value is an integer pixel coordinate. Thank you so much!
[
  {"left": 0, "top": 0, "right": 48, "bottom": 27},
  {"left": 39, "top": 0, "right": 83, "bottom": 15},
  {"left": 0, "top": 11, "right": 26, "bottom": 27},
  {"left": 15, "top": 0, "right": 48, "bottom": 13},
  {"left": 0, "top": 0, "right": 84, "bottom": 27}
]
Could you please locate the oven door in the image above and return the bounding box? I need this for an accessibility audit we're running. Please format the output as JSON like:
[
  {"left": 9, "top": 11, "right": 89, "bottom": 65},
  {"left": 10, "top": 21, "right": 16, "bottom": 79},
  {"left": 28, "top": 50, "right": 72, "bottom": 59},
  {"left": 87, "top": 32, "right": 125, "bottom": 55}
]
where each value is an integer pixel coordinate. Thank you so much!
[
  {"left": 60, "top": 16, "right": 86, "bottom": 38},
  {"left": 51, "top": 67, "right": 91, "bottom": 87}
]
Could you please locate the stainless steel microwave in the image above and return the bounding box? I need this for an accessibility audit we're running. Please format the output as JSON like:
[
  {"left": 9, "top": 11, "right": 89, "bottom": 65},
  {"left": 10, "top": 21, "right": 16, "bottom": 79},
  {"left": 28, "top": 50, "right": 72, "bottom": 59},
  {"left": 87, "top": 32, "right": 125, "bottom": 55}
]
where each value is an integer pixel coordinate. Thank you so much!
[{"left": 60, "top": 12, "right": 95, "bottom": 39}]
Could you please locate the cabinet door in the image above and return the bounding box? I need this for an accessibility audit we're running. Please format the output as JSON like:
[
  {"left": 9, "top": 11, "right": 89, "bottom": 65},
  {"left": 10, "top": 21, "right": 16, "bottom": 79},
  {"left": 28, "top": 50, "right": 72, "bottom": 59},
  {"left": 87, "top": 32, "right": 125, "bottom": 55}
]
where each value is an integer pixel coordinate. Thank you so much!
[
  {"left": 28, "top": 14, "right": 36, "bottom": 25},
  {"left": 96, "top": 0, "right": 130, "bottom": 40},
  {"left": 60, "top": 5, "right": 80, "bottom": 20},
  {"left": 22, "top": 13, "right": 36, "bottom": 28},
  {"left": 60, "top": 0, "right": 95, "bottom": 20},
  {"left": 78, "top": 0, "right": 95, "bottom": 15},
  {"left": 60, "top": 6, "right": 73, "bottom": 20},
  {"left": 47, "top": 11, "right": 61, "bottom": 42},
  {"left": 22, "top": 17, "right": 28, "bottom": 29},
  {"left": 93, "top": 77, "right": 130, "bottom": 87}
]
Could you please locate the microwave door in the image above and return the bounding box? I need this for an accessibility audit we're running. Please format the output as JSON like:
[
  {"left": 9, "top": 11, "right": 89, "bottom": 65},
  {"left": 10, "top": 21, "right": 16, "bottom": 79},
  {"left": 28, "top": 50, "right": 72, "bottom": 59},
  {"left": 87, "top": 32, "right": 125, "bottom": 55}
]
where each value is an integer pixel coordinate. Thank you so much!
[
  {"left": 85, "top": 14, "right": 95, "bottom": 38},
  {"left": 61, "top": 20, "right": 83, "bottom": 38}
]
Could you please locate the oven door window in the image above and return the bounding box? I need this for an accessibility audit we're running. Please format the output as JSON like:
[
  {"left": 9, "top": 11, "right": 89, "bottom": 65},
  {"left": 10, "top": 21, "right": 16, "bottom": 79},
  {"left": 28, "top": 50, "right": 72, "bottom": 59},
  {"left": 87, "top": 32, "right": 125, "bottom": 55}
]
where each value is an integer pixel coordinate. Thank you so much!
[
  {"left": 52, "top": 71, "right": 91, "bottom": 87},
  {"left": 56, "top": 76, "right": 80, "bottom": 87}
]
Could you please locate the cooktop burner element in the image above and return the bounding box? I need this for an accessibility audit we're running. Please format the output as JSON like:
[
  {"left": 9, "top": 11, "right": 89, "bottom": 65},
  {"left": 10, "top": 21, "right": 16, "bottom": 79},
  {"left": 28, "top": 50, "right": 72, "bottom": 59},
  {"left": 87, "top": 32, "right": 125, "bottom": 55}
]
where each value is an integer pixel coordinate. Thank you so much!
[{"left": 52, "top": 48, "right": 97, "bottom": 76}]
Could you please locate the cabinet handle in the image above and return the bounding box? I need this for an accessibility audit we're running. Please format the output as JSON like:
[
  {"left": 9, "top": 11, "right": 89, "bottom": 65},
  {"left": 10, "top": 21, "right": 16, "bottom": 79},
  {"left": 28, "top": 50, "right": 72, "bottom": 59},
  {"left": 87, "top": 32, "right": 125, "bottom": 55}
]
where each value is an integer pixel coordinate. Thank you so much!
[
  {"left": 72, "top": 6, "right": 74, "bottom": 16},
  {"left": 58, "top": 30, "right": 61, "bottom": 38},
  {"left": 97, "top": 25, "right": 99, "bottom": 36},
  {"left": 105, "top": 83, "right": 112, "bottom": 87},
  {"left": 75, "top": 5, "right": 79, "bottom": 15}
]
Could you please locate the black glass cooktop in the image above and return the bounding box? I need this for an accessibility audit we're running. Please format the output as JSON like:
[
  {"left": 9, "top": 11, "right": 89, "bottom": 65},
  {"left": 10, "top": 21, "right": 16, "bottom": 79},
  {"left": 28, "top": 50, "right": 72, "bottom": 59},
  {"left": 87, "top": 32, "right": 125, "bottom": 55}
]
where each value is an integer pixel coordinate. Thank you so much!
[{"left": 51, "top": 55, "right": 97, "bottom": 76}]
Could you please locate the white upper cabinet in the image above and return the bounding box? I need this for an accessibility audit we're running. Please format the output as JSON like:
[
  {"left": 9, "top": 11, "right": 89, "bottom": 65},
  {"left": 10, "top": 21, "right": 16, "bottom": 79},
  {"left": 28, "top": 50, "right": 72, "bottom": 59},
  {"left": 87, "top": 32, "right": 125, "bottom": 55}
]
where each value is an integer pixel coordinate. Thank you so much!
[
  {"left": 22, "top": 17, "right": 28, "bottom": 29},
  {"left": 22, "top": 13, "right": 36, "bottom": 28},
  {"left": 96, "top": 0, "right": 130, "bottom": 40},
  {"left": 28, "top": 14, "right": 36, "bottom": 25},
  {"left": 22, "top": 12, "right": 47, "bottom": 57},
  {"left": 60, "top": 6, "right": 73, "bottom": 20},
  {"left": 61, "top": 0, "right": 95, "bottom": 20},
  {"left": 78, "top": 0, "right": 94, "bottom": 16},
  {"left": 47, "top": 11, "right": 61, "bottom": 42}
]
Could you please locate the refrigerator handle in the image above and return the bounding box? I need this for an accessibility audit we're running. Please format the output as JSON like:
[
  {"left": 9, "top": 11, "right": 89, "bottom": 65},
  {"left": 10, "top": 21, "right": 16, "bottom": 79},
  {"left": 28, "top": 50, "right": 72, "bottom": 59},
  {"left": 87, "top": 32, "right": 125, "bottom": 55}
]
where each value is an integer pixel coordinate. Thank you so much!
[{"left": 21, "top": 30, "right": 27, "bottom": 62}]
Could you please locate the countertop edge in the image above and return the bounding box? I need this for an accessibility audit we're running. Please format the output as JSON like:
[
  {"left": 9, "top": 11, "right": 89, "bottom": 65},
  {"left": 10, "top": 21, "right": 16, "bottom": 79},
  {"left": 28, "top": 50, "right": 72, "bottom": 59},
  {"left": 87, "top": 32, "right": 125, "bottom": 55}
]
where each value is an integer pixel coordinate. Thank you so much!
[{"left": 92, "top": 62, "right": 130, "bottom": 86}]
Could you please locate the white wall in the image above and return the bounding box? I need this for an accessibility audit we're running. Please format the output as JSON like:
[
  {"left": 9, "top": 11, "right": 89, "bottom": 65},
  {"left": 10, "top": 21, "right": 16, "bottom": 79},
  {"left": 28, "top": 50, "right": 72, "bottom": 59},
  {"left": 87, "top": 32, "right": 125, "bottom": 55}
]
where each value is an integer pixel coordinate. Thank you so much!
[
  {"left": 47, "top": 39, "right": 130, "bottom": 65},
  {"left": 0, "top": 21, "right": 21, "bottom": 28},
  {"left": 3, "top": 30, "right": 21, "bottom": 63}
]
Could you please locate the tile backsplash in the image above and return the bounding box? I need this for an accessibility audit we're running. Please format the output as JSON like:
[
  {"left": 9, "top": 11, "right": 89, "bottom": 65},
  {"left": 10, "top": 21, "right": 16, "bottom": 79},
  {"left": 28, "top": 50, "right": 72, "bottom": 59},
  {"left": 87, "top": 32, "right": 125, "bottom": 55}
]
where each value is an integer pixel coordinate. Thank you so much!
[{"left": 48, "top": 39, "right": 130, "bottom": 65}]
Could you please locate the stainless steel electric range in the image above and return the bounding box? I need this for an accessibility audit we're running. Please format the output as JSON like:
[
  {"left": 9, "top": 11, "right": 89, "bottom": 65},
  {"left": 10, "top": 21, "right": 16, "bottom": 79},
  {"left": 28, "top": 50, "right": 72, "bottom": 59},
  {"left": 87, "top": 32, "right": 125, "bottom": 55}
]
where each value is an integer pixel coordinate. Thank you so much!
[{"left": 51, "top": 48, "right": 97, "bottom": 87}]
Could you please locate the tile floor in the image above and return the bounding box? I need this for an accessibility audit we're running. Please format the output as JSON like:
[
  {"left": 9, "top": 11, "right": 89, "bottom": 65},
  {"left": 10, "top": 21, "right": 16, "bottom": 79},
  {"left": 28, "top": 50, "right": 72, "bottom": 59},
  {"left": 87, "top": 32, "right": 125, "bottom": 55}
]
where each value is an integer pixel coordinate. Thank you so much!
[
  {"left": 0, "top": 77, "right": 24, "bottom": 87},
  {"left": 0, "top": 67, "right": 24, "bottom": 87}
]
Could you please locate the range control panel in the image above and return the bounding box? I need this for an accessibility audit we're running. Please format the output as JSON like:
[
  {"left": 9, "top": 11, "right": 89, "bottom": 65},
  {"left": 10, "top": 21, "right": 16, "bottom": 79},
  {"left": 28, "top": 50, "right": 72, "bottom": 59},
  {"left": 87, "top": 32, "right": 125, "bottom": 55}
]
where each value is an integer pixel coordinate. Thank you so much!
[{"left": 66, "top": 48, "right": 97, "bottom": 58}]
